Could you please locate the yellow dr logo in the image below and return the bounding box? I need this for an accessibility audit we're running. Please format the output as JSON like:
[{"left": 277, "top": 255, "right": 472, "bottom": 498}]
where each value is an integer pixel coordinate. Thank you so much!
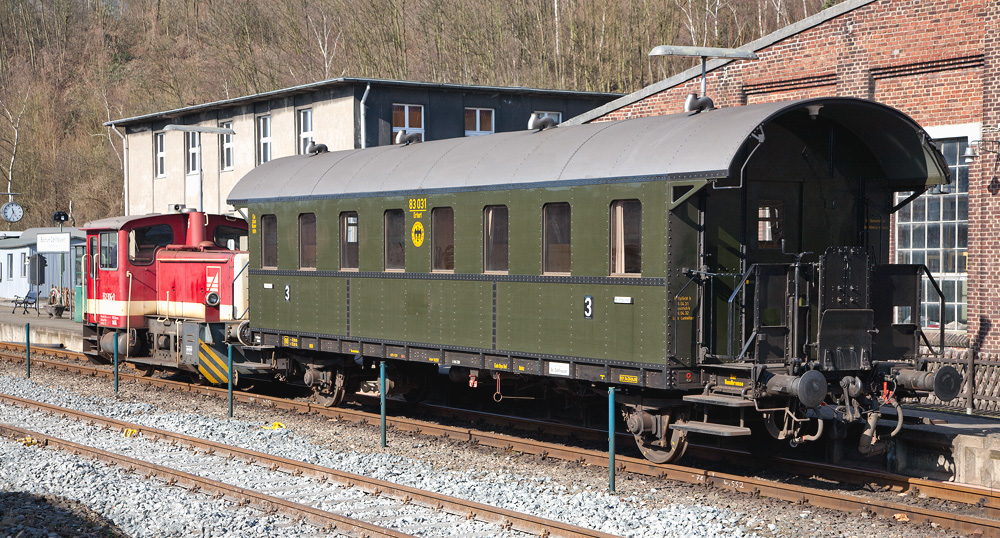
[{"left": 411, "top": 221, "right": 425, "bottom": 247}]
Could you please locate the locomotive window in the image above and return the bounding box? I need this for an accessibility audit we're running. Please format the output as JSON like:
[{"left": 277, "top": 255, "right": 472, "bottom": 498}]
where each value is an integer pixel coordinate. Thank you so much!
[
  {"left": 261, "top": 214, "right": 278, "bottom": 268},
  {"left": 484, "top": 205, "right": 508, "bottom": 272},
  {"left": 432, "top": 207, "right": 454, "bottom": 271},
  {"left": 384, "top": 209, "right": 405, "bottom": 270},
  {"left": 128, "top": 224, "right": 173, "bottom": 265},
  {"left": 213, "top": 225, "right": 246, "bottom": 250},
  {"left": 610, "top": 200, "right": 641, "bottom": 274},
  {"left": 340, "top": 212, "right": 359, "bottom": 270},
  {"left": 99, "top": 231, "right": 118, "bottom": 270},
  {"left": 758, "top": 201, "right": 784, "bottom": 249},
  {"left": 543, "top": 202, "right": 571, "bottom": 274},
  {"left": 299, "top": 213, "right": 317, "bottom": 270}
]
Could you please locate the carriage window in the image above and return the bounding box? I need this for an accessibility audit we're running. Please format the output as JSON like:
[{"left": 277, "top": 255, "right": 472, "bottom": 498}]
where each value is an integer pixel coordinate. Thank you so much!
[
  {"left": 432, "top": 207, "right": 454, "bottom": 271},
  {"left": 484, "top": 205, "right": 508, "bottom": 272},
  {"left": 214, "top": 225, "right": 247, "bottom": 250},
  {"left": 385, "top": 209, "right": 405, "bottom": 270},
  {"left": 611, "top": 200, "right": 641, "bottom": 274},
  {"left": 128, "top": 224, "right": 173, "bottom": 265},
  {"left": 543, "top": 202, "right": 571, "bottom": 273},
  {"left": 99, "top": 231, "right": 118, "bottom": 270},
  {"left": 758, "top": 201, "right": 784, "bottom": 249},
  {"left": 261, "top": 214, "right": 278, "bottom": 268},
  {"left": 299, "top": 213, "right": 317, "bottom": 270},
  {"left": 340, "top": 211, "right": 359, "bottom": 270}
]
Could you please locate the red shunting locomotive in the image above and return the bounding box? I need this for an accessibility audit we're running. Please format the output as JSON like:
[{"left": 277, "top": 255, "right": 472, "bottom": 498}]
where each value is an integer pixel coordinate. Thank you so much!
[{"left": 82, "top": 209, "right": 263, "bottom": 383}]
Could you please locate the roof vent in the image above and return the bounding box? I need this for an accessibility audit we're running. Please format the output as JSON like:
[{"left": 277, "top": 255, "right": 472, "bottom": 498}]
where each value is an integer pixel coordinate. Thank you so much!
[
  {"left": 306, "top": 141, "right": 329, "bottom": 155},
  {"left": 167, "top": 204, "right": 187, "bottom": 214},
  {"left": 395, "top": 131, "right": 422, "bottom": 146},
  {"left": 527, "top": 113, "right": 558, "bottom": 131},
  {"left": 684, "top": 93, "right": 715, "bottom": 113}
]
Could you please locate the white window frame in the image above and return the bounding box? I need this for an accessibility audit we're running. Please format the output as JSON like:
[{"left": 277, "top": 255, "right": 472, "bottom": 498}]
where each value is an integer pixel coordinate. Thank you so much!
[
  {"left": 185, "top": 131, "right": 201, "bottom": 175},
  {"left": 257, "top": 115, "right": 272, "bottom": 164},
  {"left": 392, "top": 103, "right": 424, "bottom": 143},
  {"left": 20, "top": 252, "right": 26, "bottom": 278},
  {"left": 464, "top": 107, "right": 494, "bottom": 136},
  {"left": 219, "top": 121, "right": 234, "bottom": 171},
  {"left": 533, "top": 111, "right": 562, "bottom": 125},
  {"left": 153, "top": 132, "right": 166, "bottom": 178},
  {"left": 297, "top": 108, "right": 314, "bottom": 155}
]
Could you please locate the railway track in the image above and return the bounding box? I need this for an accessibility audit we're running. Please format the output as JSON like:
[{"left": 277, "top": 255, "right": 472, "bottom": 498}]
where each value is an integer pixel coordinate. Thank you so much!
[
  {"left": 3, "top": 343, "right": 999, "bottom": 535},
  {"left": 0, "top": 393, "right": 621, "bottom": 538}
]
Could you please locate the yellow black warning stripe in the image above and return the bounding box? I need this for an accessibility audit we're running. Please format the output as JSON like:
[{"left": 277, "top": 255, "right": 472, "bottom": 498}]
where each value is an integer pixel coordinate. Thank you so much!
[{"left": 197, "top": 339, "right": 230, "bottom": 384}]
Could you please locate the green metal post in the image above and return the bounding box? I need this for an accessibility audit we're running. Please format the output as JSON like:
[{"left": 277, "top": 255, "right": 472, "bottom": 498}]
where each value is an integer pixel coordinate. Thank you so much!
[
  {"left": 25, "top": 324, "right": 30, "bottom": 378},
  {"left": 609, "top": 386, "right": 616, "bottom": 493},
  {"left": 228, "top": 344, "right": 234, "bottom": 418},
  {"left": 380, "top": 361, "right": 387, "bottom": 448},
  {"left": 113, "top": 332, "right": 119, "bottom": 396}
]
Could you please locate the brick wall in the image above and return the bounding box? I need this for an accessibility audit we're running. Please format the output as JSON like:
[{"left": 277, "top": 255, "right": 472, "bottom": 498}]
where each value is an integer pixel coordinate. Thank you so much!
[{"left": 594, "top": 0, "right": 999, "bottom": 350}]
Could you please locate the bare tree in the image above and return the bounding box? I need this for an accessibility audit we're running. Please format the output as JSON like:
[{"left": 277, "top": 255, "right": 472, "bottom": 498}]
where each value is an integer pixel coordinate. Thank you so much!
[
  {"left": 307, "top": 13, "right": 343, "bottom": 80},
  {"left": 0, "top": 87, "right": 29, "bottom": 203}
]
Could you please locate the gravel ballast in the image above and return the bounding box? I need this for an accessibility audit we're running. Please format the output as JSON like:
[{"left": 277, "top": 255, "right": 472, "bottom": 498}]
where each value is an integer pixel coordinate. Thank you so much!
[{"left": 0, "top": 363, "right": 963, "bottom": 538}]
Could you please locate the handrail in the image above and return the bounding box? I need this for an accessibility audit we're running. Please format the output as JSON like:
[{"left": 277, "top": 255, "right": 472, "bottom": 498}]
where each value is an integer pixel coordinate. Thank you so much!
[
  {"left": 726, "top": 264, "right": 757, "bottom": 358},
  {"left": 919, "top": 265, "right": 946, "bottom": 357}
]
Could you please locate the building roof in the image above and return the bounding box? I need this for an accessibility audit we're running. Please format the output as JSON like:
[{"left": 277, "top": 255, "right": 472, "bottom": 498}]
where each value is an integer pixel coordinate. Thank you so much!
[
  {"left": 228, "top": 97, "right": 946, "bottom": 205},
  {"left": 103, "top": 77, "right": 623, "bottom": 128},
  {"left": 0, "top": 227, "right": 85, "bottom": 250},
  {"left": 563, "top": 0, "right": 876, "bottom": 126}
]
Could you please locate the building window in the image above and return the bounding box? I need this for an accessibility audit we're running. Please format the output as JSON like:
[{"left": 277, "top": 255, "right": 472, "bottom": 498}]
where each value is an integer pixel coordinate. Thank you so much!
[
  {"left": 154, "top": 132, "right": 166, "bottom": 178},
  {"left": 465, "top": 108, "right": 494, "bottom": 136},
  {"left": 543, "top": 202, "right": 571, "bottom": 274},
  {"left": 298, "top": 213, "right": 316, "bottom": 269},
  {"left": 610, "top": 200, "right": 641, "bottom": 275},
  {"left": 297, "top": 109, "right": 313, "bottom": 155},
  {"left": 98, "top": 233, "right": 117, "bottom": 270},
  {"left": 895, "top": 137, "right": 969, "bottom": 330},
  {"left": 340, "top": 211, "right": 359, "bottom": 270},
  {"left": 384, "top": 209, "right": 405, "bottom": 270},
  {"left": 7, "top": 253, "right": 12, "bottom": 279},
  {"left": 128, "top": 224, "right": 174, "bottom": 266},
  {"left": 257, "top": 115, "right": 272, "bottom": 164},
  {"left": 261, "top": 214, "right": 277, "bottom": 268},
  {"left": 185, "top": 131, "right": 201, "bottom": 175},
  {"left": 484, "top": 205, "right": 508, "bottom": 273},
  {"left": 220, "top": 122, "right": 234, "bottom": 171},
  {"left": 432, "top": 207, "right": 454, "bottom": 271},
  {"left": 758, "top": 201, "right": 784, "bottom": 249},
  {"left": 392, "top": 104, "right": 424, "bottom": 143},
  {"left": 533, "top": 111, "right": 562, "bottom": 125}
]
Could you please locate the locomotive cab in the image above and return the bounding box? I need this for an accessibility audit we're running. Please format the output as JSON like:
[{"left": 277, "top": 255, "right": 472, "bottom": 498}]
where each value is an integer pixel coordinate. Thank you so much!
[{"left": 81, "top": 210, "right": 267, "bottom": 384}]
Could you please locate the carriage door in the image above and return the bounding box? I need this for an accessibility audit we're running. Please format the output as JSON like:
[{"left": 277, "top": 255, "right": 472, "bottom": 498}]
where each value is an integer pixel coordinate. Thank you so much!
[{"left": 748, "top": 179, "right": 804, "bottom": 363}]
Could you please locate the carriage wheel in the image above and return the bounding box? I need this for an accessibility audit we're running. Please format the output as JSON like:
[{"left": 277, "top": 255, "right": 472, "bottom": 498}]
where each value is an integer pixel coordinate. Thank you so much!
[
  {"left": 314, "top": 366, "right": 347, "bottom": 407},
  {"left": 134, "top": 364, "right": 156, "bottom": 377},
  {"left": 633, "top": 427, "right": 688, "bottom": 464}
]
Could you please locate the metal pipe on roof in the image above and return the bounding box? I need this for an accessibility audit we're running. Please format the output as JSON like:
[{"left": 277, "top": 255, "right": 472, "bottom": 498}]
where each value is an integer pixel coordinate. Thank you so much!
[{"left": 360, "top": 83, "right": 371, "bottom": 149}]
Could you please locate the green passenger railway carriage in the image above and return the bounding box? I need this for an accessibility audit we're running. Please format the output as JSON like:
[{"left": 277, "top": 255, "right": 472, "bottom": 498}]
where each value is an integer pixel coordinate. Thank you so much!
[{"left": 228, "top": 97, "right": 962, "bottom": 463}]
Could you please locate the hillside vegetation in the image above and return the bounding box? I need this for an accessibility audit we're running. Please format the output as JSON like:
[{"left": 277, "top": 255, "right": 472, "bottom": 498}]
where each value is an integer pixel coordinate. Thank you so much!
[{"left": 0, "top": 0, "right": 838, "bottom": 227}]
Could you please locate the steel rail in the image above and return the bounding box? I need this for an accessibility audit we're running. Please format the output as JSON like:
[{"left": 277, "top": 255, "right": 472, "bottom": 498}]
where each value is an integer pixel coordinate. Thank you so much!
[
  {"left": 0, "top": 422, "right": 415, "bottom": 538},
  {"left": 3, "top": 348, "right": 1000, "bottom": 533},
  {"left": 0, "top": 393, "right": 622, "bottom": 538}
]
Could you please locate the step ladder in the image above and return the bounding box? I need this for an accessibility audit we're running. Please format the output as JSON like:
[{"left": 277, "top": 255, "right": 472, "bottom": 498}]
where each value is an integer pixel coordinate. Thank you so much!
[{"left": 671, "top": 392, "right": 754, "bottom": 437}]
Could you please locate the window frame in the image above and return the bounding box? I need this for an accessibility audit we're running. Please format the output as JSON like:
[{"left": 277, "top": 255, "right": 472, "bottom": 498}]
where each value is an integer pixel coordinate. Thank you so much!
[
  {"left": 261, "top": 214, "right": 278, "bottom": 269},
  {"left": 384, "top": 209, "right": 406, "bottom": 271},
  {"left": 98, "top": 232, "right": 118, "bottom": 271},
  {"left": 298, "top": 213, "right": 317, "bottom": 270},
  {"left": 297, "top": 108, "right": 314, "bottom": 155},
  {"left": 257, "top": 115, "right": 272, "bottom": 164},
  {"left": 431, "top": 207, "right": 454, "bottom": 272},
  {"left": 542, "top": 202, "right": 571, "bottom": 274},
  {"left": 610, "top": 199, "right": 642, "bottom": 275},
  {"left": 219, "top": 121, "right": 234, "bottom": 171},
  {"left": 128, "top": 223, "right": 174, "bottom": 266},
  {"left": 464, "top": 107, "right": 495, "bottom": 136},
  {"left": 153, "top": 132, "right": 166, "bottom": 178},
  {"left": 185, "top": 131, "right": 201, "bottom": 175},
  {"left": 392, "top": 103, "right": 424, "bottom": 143},
  {"left": 340, "top": 211, "right": 360, "bottom": 271},
  {"left": 483, "top": 205, "right": 508, "bottom": 273},
  {"left": 757, "top": 200, "right": 784, "bottom": 249}
]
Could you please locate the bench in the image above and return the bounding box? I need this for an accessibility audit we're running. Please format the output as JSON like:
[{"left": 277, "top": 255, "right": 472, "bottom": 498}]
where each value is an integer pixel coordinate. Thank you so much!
[{"left": 12, "top": 290, "right": 37, "bottom": 315}]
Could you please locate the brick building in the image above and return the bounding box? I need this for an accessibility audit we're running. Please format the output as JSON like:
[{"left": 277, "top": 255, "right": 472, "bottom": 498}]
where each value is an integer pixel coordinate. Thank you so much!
[{"left": 567, "top": 0, "right": 1000, "bottom": 354}]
